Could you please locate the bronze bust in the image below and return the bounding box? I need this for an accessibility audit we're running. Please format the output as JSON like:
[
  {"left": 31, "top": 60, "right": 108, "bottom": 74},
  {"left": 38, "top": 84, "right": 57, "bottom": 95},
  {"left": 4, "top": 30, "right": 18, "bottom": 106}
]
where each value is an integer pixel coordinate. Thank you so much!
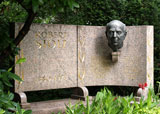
[{"left": 106, "top": 20, "right": 127, "bottom": 52}]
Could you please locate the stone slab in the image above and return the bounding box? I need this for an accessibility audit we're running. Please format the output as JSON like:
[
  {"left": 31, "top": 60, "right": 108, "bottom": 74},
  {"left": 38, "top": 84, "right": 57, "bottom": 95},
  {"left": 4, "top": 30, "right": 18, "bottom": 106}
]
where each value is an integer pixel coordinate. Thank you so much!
[
  {"left": 78, "top": 25, "right": 153, "bottom": 87},
  {"left": 30, "top": 98, "right": 93, "bottom": 114},
  {"left": 15, "top": 24, "right": 153, "bottom": 92},
  {"left": 15, "top": 24, "right": 77, "bottom": 92}
]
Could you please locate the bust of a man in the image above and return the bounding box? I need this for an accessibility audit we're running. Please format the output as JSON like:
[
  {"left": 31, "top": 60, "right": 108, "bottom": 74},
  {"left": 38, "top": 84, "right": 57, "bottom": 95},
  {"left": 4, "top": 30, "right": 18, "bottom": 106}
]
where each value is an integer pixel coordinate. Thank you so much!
[{"left": 106, "top": 20, "right": 127, "bottom": 52}]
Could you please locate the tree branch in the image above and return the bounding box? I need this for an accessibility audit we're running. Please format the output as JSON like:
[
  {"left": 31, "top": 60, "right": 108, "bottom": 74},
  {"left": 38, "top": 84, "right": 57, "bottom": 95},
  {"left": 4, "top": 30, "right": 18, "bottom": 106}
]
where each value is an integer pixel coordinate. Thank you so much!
[
  {"left": 0, "top": 9, "right": 36, "bottom": 68},
  {"left": 14, "top": 10, "right": 36, "bottom": 45}
]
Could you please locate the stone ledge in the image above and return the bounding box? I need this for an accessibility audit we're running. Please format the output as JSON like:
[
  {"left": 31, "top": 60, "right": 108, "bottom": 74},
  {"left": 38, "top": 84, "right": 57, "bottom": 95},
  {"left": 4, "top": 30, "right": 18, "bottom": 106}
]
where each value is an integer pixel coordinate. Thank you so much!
[{"left": 29, "top": 98, "right": 90, "bottom": 114}]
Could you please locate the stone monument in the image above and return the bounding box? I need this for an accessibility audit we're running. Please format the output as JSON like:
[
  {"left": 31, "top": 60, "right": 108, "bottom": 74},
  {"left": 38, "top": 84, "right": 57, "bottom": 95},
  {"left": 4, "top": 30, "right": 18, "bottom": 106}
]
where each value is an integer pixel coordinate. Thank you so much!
[{"left": 14, "top": 22, "right": 154, "bottom": 113}]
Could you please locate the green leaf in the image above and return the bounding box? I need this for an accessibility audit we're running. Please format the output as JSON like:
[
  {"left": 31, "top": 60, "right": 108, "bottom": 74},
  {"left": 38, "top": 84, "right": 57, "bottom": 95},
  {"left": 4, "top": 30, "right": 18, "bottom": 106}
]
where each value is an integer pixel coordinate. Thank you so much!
[
  {"left": 23, "top": 0, "right": 31, "bottom": 4},
  {"left": 16, "top": 58, "right": 26, "bottom": 64},
  {"left": 23, "top": 110, "right": 32, "bottom": 114},
  {"left": 0, "top": 109, "right": 5, "bottom": 114},
  {"left": 8, "top": 67, "right": 12, "bottom": 72},
  {"left": 0, "top": 81, "right": 4, "bottom": 90},
  {"left": 65, "top": 104, "right": 74, "bottom": 114},
  {"left": 8, "top": 93, "right": 14, "bottom": 101},
  {"left": 86, "top": 96, "right": 90, "bottom": 114},
  {"left": 68, "top": 0, "right": 74, "bottom": 10},
  {"left": 72, "top": 1, "right": 79, "bottom": 8},
  {"left": 95, "top": 92, "right": 103, "bottom": 102},
  {"left": 0, "top": 97, "right": 9, "bottom": 104},
  {"left": 0, "top": 74, "right": 2, "bottom": 78},
  {"left": 3, "top": 78, "right": 13, "bottom": 87},
  {"left": 58, "top": 7, "right": 64, "bottom": 12},
  {"left": 32, "top": 0, "right": 39, "bottom": 13},
  {"left": 7, "top": 72, "right": 22, "bottom": 81},
  {"left": 16, "top": 103, "right": 22, "bottom": 114},
  {"left": 39, "top": 0, "right": 44, "bottom": 5},
  {"left": 0, "top": 69, "right": 6, "bottom": 72},
  {"left": 1, "top": 72, "right": 13, "bottom": 87}
]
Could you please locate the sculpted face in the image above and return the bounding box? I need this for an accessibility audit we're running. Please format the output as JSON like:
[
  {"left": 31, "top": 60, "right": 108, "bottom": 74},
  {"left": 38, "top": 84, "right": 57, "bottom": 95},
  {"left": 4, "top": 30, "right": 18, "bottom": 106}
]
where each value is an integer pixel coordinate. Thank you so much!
[{"left": 106, "top": 20, "right": 127, "bottom": 52}]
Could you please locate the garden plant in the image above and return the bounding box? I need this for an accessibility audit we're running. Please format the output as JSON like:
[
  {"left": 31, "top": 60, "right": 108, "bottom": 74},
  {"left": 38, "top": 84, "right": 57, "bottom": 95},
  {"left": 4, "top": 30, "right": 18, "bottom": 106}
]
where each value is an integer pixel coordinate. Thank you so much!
[{"left": 62, "top": 87, "right": 160, "bottom": 114}]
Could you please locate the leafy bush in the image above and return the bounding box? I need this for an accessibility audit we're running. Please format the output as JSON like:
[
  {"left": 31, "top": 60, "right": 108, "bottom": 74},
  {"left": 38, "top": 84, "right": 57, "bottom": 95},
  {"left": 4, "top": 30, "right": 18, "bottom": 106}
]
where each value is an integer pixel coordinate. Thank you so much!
[
  {"left": 62, "top": 88, "right": 160, "bottom": 114},
  {"left": 0, "top": 58, "right": 32, "bottom": 114}
]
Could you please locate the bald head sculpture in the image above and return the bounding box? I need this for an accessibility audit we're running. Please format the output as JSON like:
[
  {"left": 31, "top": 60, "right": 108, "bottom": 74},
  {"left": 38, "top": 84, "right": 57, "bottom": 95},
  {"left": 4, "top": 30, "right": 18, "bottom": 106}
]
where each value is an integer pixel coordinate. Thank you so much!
[{"left": 106, "top": 20, "right": 127, "bottom": 52}]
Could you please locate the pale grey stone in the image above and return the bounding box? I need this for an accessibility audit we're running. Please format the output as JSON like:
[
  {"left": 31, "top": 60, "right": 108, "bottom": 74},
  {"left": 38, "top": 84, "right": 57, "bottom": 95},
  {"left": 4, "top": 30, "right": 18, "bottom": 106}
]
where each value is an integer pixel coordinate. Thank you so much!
[
  {"left": 15, "top": 24, "right": 153, "bottom": 93},
  {"left": 15, "top": 24, "right": 77, "bottom": 92},
  {"left": 78, "top": 25, "right": 153, "bottom": 87}
]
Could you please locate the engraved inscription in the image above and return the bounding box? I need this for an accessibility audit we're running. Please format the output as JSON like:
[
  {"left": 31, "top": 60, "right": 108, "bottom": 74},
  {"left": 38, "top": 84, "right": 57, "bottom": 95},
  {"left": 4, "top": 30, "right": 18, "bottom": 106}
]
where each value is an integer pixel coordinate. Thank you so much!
[
  {"left": 39, "top": 74, "right": 67, "bottom": 82},
  {"left": 34, "top": 31, "right": 68, "bottom": 49},
  {"left": 35, "top": 31, "right": 67, "bottom": 39}
]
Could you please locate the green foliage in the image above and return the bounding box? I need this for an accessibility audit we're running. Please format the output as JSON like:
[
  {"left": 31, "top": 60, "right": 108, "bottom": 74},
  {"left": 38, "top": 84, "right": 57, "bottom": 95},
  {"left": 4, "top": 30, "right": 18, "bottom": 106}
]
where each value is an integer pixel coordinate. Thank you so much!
[
  {"left": 0, "top": 58, "right": 31, "bottom": 114},
  {"left": 29, "top": 0, "right": 79, "bottom": 13},
  {"left": 0, "top": 1, "right": 27, "bottom": 22},
  {"left": 26, "top": 0, "right": 79, "bottom": 23},
  {"left": 0, "top": 58, "right": 25, "bottom": 90},
  {"left": 0, "top": 1, "right": 24, "bottom": 69},
  {"left": 55, "top": 0, "right": 160, "bottom": 25},
  {"left": 0, "top": 109, "right": 5, "bottom": 114},
  {"left": 15, "top": 58, "right": 26, "bottom": 65},
  {"left": 62, "top": 88, "right": 160, "bottom": 114}
]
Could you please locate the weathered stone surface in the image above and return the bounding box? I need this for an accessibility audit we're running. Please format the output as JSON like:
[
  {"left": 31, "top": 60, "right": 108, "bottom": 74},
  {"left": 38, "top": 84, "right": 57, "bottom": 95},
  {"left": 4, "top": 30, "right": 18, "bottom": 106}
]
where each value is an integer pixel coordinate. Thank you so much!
[
  {"left": 15, "top": 24, "right": 153, "bottom": 92},
  {"left": 78, "top": 25, "right": 153, "bottom": 87},
  {"left": 30, "top": 98, "right": 92, "bottom": 114},
  {"left": 15, "top": 24, "right": 77, "bottom": 92}
]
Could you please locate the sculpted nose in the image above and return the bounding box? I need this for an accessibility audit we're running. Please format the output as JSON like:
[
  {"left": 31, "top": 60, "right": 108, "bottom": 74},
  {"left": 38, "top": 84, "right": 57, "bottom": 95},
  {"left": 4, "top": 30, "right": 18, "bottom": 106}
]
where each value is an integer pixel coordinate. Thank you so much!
[{"left": 113, "top": 32, "right": 117, "bottom": 38}]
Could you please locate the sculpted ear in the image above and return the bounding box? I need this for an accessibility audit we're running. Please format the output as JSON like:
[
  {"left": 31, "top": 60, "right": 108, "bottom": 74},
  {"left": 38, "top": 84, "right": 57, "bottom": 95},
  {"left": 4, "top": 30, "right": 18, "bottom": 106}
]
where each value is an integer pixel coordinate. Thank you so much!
[{"left": 124, "top": 31, "right": 127, "bottom": 37}]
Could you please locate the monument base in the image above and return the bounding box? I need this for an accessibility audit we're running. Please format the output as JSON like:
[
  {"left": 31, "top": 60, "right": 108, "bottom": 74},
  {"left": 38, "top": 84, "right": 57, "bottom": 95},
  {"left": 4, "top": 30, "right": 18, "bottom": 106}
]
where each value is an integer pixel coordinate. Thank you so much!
[{"left": 29, "top": 98, "right": 92, "bottom": 114}]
